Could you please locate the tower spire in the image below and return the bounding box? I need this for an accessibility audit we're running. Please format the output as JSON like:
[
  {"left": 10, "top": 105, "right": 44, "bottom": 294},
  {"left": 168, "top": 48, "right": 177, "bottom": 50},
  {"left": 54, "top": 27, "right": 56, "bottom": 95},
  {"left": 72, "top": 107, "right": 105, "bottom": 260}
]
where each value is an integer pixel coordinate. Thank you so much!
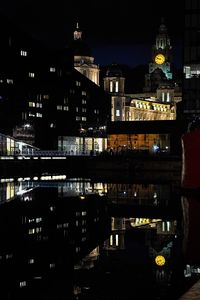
[{"left": 73, "top": 21, "right": 82, "bottom": 40}]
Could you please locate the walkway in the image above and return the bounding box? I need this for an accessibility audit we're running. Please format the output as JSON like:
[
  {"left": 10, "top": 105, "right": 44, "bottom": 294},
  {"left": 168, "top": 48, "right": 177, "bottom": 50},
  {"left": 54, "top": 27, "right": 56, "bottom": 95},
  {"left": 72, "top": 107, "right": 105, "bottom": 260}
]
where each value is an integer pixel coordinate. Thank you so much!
[{"left": 179, "top": 280, "right": 200, "bottom": 299}]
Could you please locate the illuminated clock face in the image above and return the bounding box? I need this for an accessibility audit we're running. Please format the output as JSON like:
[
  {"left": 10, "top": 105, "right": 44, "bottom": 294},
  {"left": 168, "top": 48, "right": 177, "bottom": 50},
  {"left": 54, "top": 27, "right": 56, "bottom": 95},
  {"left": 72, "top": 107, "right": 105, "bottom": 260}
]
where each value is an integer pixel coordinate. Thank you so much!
[
  {"left": 155, "top": 54, "right": 165, "bottom": 65},
  {"left": 155, "top": 255, "right": 166, "bottom": 266}
]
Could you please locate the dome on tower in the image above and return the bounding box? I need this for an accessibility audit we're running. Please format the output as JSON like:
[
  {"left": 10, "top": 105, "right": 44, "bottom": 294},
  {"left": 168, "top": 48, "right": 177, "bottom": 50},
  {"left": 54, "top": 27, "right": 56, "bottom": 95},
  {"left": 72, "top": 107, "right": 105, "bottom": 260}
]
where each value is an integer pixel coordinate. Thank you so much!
[{"left": 73, "top": 39, "right": 92, "bottom": 56}]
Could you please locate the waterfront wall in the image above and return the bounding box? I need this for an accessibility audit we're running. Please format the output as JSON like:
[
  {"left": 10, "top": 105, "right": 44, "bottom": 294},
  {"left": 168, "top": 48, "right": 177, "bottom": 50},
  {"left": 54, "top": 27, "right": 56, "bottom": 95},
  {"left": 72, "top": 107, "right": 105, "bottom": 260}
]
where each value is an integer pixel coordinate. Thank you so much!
[{"left": 0, "top": 155, "right": 182, "bottom": 181}]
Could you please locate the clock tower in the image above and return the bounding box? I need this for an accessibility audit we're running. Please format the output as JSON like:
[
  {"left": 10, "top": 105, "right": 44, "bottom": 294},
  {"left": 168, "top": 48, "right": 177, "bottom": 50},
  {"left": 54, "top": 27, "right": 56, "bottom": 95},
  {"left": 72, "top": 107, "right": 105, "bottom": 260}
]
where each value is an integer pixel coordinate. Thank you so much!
[{"left": 144, "top": 18, "right": 173, "bottom": 92}]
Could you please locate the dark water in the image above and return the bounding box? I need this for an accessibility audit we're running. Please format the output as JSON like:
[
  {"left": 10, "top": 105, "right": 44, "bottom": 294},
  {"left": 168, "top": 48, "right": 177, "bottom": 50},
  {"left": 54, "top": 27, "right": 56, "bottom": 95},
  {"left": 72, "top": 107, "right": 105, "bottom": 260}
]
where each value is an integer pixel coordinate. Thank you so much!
[{"left": 0, "top": 175, "right": 199, "bottom": 299}]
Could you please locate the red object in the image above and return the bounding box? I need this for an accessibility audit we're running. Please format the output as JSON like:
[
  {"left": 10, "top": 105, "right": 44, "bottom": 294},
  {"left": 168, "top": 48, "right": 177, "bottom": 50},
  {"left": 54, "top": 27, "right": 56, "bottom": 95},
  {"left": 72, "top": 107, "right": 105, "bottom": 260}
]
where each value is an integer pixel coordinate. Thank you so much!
[{"left": 181, "top": 128, "right": 200, "bottom": 189}]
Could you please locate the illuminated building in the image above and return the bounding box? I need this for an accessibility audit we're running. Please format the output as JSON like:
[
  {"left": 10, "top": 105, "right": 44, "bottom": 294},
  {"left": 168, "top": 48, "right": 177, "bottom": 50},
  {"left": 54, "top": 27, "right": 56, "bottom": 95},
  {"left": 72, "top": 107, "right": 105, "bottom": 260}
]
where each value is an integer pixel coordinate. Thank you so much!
[
  {"left": 103, "top": 65, "right": 126, "bottom": 121},
  {"left": 73, "top": 23, "right": 100, "bottom": 86},
  {"left": 103, "top": 19, "right": 181, "bottom": 124},
  {"left": 144, "top": 18, "right": 174, "bottom": 92},
  {"left": 103, "top": 19, "right": 184, "bottom": 154}
]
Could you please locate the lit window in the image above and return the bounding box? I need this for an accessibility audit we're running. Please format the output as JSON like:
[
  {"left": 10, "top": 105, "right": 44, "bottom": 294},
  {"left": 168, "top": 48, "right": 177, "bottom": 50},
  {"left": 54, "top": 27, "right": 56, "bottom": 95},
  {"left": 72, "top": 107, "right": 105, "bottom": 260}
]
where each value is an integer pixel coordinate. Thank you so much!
[
  {"left": 50, "top": 67, "right": 56, "bottom": 72},
  {"left": 76, "top": 116, "right": 81, "bottom": 121},
  {"left": 36, "top": 103, "right": 42, "bottom": 108},
  {"left": 76, "top": 107, "right": 79, "bottom": 112},
  {"left": 110, "top": 81, "right": 113, "bottom": 92},
  {"left": 167, "top": 92, "right": 170, "bottom": 102},
  {"left": 70, "top": 89, "right": 75, "bottom": 94},
  {"left": 29, "top": 72, "right": 35, "bottom": 78},
  {"left": 20, "top": 281, "right": 27, "bottom": 288},
  {"left": 20, "top": 50, "right": 27, "bottom": 56},
  {"left": 115, "top": 81, "right": 119, "bottom": 93},
  {"left": 116, "top": 110, "right": 120, "bottom": 117},
  {"left": 29, "top": 102, "right": 35, "bottom": 107},
  {"left": 76, "top": 81, "right": 81, "bottom": 86},
  {"left": 57, "top": 105, "right": 62, "bottom": 110},
  {"left": 43, "top": 95, "right": 49, "bottom": 99},
  {"left": 7, "top": 79, "right": 13, "bottom": 84},
  {"left": 82, "top": 99, "right": 87, "bottom": 104},
  {"left": 82, "top": 117, "right": 87, "bottom": 121},
  {"left": 82, "top": 91, "right": 86, "bottom": 96},
  {"left": 64, "top": 97, "right": 68, "bottom": 104},
  {"left": 63, "top": 106, "right": 69, "bottom": 111},
  {"left": 36, "top": 113, "right": 42, "bottom": 118}
]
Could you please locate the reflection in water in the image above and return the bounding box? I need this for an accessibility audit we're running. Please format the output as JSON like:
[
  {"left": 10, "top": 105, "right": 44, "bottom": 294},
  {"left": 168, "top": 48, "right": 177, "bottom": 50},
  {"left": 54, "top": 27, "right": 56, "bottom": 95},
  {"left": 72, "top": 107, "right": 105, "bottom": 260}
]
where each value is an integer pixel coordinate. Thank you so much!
[
  {"left": 0, "top": 176, "right": 199, "bottom": 299},
  {"left": 0, "top": 180, "right": 110, "bottom": 299}
]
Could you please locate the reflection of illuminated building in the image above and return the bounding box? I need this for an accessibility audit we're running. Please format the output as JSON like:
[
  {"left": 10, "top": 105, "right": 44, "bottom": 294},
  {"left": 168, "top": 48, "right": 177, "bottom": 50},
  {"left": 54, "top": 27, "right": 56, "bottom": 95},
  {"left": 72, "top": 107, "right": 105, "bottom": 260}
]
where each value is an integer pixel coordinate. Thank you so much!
[
  {"left": 103, "top": 217, "right": 126, "bottom": 250},
  {"left": 106, "top": 183, "right": 171, "bottom": 207},
  {"left": 0, "top": 185, "right": 110, "bottom": 297}
]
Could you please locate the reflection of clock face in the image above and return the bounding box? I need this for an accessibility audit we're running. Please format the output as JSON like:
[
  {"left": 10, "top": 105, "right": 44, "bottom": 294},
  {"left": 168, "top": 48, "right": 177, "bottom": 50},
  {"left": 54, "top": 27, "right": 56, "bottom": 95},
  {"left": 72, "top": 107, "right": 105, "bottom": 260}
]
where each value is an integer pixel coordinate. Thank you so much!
[
  {"left": 155, "top": 255, "right": 165, "bottom": 266},
  {"left": 155, "top": 54, "right": 165, "bottom": 65}
]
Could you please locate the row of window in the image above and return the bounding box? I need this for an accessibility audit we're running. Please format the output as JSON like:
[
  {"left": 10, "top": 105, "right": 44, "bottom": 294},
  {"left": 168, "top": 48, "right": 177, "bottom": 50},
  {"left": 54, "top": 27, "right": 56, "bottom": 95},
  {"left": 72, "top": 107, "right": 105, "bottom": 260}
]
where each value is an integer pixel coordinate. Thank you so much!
[{"left": 184, "top": 64, "right": 200, "bottom": 78}]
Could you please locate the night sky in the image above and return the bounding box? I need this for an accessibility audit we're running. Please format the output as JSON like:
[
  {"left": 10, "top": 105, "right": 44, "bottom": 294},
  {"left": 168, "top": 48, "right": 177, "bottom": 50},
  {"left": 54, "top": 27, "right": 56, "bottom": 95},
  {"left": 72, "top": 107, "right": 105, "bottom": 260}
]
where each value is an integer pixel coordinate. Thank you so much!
[{"left": 0, "top": 0, "right": 183, "bottom": 68}]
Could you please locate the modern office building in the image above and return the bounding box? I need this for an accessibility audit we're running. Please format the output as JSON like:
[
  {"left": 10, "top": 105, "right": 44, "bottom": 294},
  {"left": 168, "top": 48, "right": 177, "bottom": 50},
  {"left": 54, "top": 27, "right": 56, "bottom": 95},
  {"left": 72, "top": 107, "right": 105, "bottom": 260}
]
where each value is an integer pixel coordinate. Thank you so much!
[
  {"left": 181, "top": 0, "right": 200, "bottom": 121},
  {"left": 0, "top": 15, "right": 110, "bottom": 152}
]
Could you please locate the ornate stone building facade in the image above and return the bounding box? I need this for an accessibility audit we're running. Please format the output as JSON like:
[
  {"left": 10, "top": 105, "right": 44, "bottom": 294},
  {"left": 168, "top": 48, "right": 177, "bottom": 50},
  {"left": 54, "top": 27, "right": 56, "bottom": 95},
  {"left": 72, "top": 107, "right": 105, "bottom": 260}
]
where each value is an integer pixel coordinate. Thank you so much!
[
  {"left": 73, "top": 23, "right": 100, "bottom": 86},
  {"left": 103, "top": 19, "right": 180, "bottom": 123},
  {"left": 144, "top": 18, "right": 173, "bottom": 92}
]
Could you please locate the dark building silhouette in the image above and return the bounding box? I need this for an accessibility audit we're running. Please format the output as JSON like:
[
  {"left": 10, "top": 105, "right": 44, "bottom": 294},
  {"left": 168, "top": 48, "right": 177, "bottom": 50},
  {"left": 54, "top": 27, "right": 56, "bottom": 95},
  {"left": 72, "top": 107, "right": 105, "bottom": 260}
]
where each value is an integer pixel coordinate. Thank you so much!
[
  {"left": 180, "top": 0, "right": 200, "bottom": 121},
  {"left": 0, "top": 15, "right": 110, "bottom": 150}
]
